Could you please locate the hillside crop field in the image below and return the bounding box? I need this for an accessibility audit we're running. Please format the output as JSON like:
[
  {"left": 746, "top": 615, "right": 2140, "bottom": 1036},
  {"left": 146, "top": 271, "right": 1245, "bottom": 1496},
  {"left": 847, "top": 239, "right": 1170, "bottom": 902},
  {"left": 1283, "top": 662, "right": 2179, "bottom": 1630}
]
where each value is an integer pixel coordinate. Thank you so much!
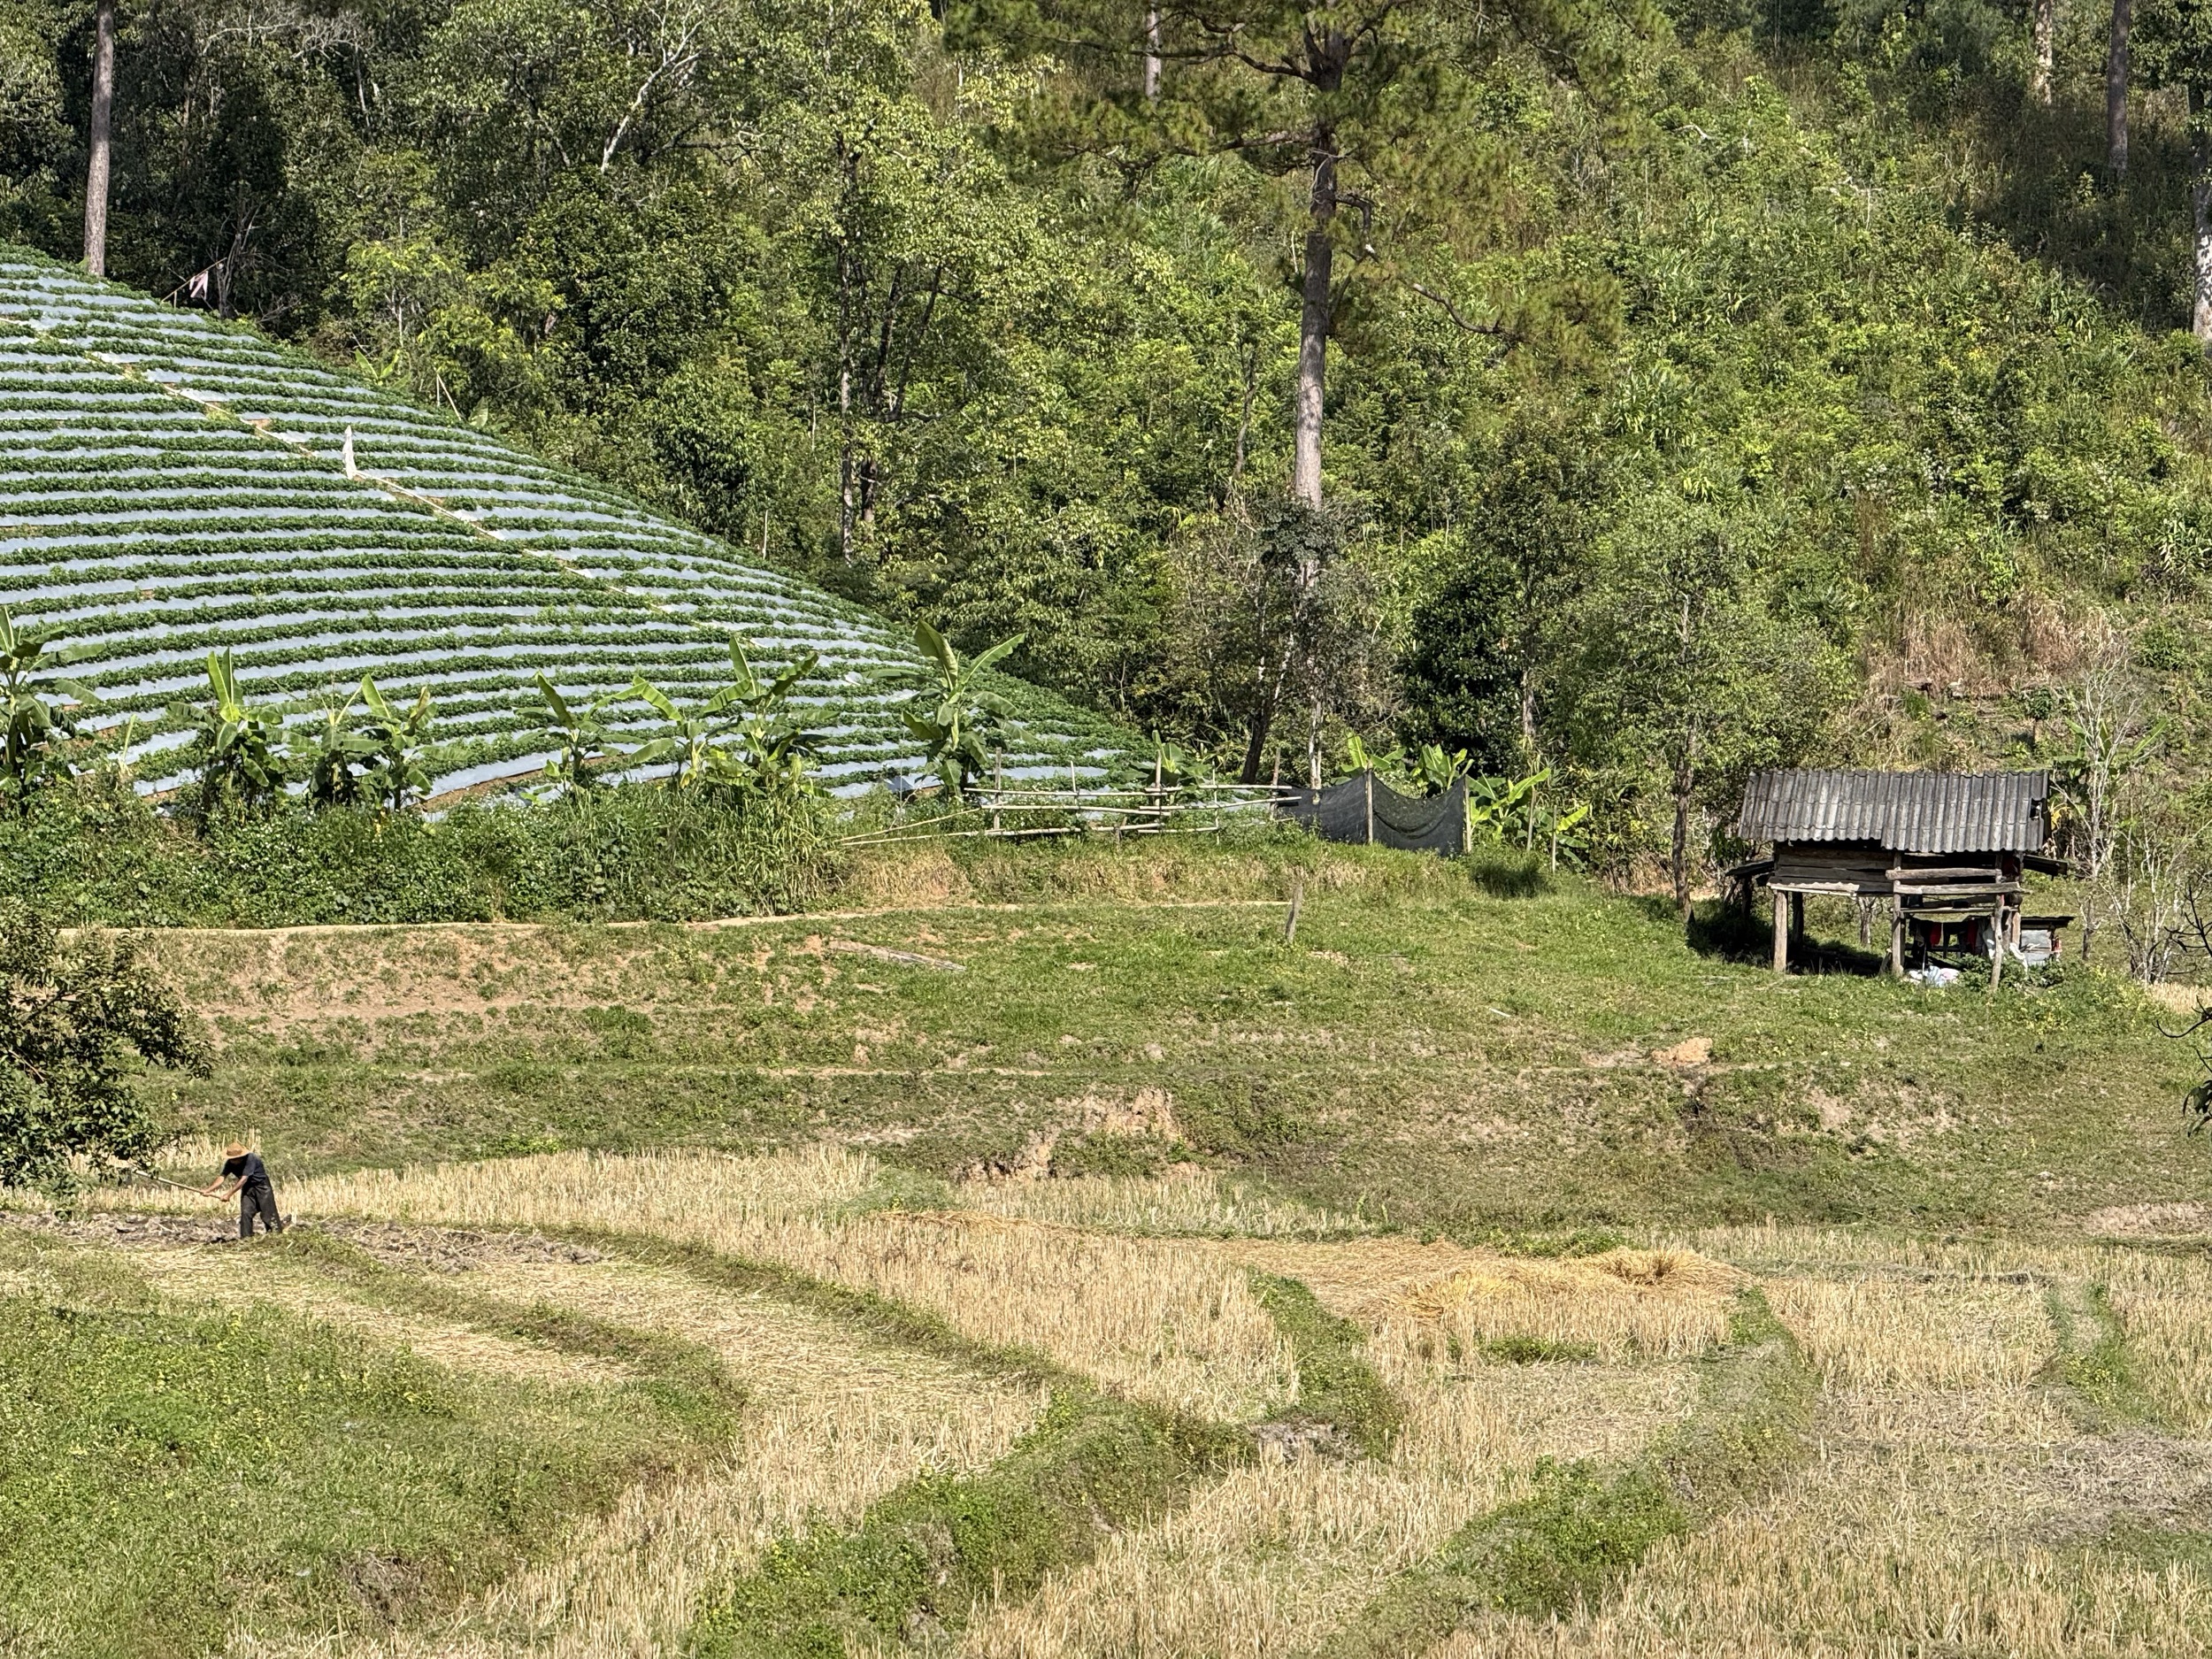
[
  {"left": 0, "top": 250, "right": 1123, "bottom": 797},
  {"left": 8, "top": 841, "right": 2212, "bottom": 1656}
]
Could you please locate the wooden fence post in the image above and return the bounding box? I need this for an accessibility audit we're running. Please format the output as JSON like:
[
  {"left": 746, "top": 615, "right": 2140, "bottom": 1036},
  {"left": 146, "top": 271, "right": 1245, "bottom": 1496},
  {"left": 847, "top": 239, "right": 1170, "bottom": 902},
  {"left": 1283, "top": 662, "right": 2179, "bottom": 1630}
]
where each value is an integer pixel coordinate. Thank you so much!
[{"left": 1772, "top": 888, "right": 1789, "bottom": 975}]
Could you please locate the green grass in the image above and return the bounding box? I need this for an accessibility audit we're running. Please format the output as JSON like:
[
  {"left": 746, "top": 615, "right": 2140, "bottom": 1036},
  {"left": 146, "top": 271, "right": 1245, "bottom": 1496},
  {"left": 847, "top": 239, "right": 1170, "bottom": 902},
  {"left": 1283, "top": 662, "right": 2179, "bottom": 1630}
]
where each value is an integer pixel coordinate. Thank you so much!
[
  {"left": 156, "top": 839, "right": 2191, "bottom": 1240},
  {"left": 0, "top": 1230, "right": 724, "bottom": 1657},
  {"left": 1248, "top": 1271, "right": 1404, "bottom": 1457},
  {"left": 2046, "top": 1279, "right": 2163, "bottom": 1430}
]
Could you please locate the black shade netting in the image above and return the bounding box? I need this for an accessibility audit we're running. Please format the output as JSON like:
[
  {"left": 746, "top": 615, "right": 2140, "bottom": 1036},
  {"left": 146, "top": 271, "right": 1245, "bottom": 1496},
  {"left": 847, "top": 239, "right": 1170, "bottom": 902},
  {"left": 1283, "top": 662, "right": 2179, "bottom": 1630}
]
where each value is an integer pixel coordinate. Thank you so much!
[{"left": 1279, "top": 774, "right": 1465, "bottom": 855}]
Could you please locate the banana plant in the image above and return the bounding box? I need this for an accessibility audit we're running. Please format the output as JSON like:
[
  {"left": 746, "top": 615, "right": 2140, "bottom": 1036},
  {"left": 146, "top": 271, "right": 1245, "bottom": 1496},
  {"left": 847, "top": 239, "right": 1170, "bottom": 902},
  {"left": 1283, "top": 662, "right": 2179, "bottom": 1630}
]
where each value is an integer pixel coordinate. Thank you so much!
[
  {"left": 1541, "top": 799, "right": 1593, "bottom": 870},
  {"left": 171, "top": 649, "right": 285, "bottom": 811},
  {"left": 534, "top": 672, "right": 619, "bottom": 789},
  {"left": 1148, "top": 734, "right": 1210, "bottom": 789},
  {"left": 901, "top": 621, "right": 1022, "bottom": 797},
  {"left": 0, "top": 606, "right": 94, "bottom": 804},
  {"left": 1465, "top": 768, "right": 1549, "bottom": 842},
  {"left": 360, "top": 676, "right": 434, "bottom": 810},
  {"left": 627, "top": 675, "right": 707, "bottom": 787},
  {"left": 712, "top": 642, "right": 822, "bottom": 795},
  {"left": 1412, "top": 743, "right": 1472, "bottom": 795},
  {"left": 289, "top": 688, "right": 376, "bottom": 808}
]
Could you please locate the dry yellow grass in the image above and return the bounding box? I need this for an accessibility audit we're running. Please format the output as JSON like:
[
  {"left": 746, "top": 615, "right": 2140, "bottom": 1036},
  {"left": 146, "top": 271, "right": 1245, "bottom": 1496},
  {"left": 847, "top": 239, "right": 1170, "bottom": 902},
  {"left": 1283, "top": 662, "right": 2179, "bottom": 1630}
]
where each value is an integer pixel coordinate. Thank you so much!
[
  {"left": 1764, "top": 1275, "right": 2054, "bottom": 1388},
  {"left": 273, "top": 1144, "right": 881, "bottom": 1225},
  {"left": 2100, "top": 1252, "right": 2212, "bottom": 1434},
  {"left": 112, "top": 1148, "right": 1295, "bottom": 1420},
  {"left": 131, "top": 1245, "right": 630, "bottom": 1388},
  {"left": 230, "top": 1249, "right": 1044, "bottom": 1659},
  {"left": 1217, "top": 1239, "right": 1738, "bottom": 1362},
  {"left": 960, "top": 1345, "right": 1698, "bottom": 1659},
  {"left": 1693, "top": 1222, "right": 2061, "bottom": 1282},
  {"left": 1427, "top": 1380, "right": 2212, "bottom": 1659},
  {"left": 953, "top": 1165, "right": 1369, "bottom": 1238},
  {"left": 1701, "top": 1225, "right": 2212, "bottom": 1434}
]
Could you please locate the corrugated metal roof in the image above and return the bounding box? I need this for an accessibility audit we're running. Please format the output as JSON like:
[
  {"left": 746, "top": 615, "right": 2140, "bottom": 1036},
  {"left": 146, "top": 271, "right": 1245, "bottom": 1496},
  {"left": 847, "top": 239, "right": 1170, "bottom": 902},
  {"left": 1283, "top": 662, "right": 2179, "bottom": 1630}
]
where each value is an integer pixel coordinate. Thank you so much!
[{"left": 1734, "top": 770, "right": 2050, "bottom": 855}]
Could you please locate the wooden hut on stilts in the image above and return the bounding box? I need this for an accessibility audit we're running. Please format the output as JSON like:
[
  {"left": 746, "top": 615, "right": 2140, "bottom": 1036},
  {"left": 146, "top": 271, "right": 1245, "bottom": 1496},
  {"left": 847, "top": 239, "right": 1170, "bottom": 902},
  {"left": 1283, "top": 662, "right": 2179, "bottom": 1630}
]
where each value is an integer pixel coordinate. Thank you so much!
[{"left": 1731, "top": 770, "right": 2070, "bottom": 983}]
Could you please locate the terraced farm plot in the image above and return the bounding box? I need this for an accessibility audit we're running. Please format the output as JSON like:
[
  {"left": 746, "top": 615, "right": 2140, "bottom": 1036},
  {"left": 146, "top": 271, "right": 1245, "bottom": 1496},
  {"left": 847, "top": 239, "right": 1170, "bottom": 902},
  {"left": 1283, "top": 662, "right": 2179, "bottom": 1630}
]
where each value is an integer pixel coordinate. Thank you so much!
[
  {"left": 0, "top": 246, "right": 1124, "bottom": 795},
  {"left": 30, "top": 1147, "right": 2212, "bottom": 1658}
]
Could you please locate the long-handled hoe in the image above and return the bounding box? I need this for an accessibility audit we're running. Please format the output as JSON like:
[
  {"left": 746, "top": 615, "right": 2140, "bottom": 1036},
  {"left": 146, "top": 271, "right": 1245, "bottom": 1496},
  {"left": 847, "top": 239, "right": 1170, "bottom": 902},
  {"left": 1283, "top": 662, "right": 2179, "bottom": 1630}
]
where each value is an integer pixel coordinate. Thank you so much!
[{"left": 127, "top": 1166, "right": 206, "bottom": 1195}]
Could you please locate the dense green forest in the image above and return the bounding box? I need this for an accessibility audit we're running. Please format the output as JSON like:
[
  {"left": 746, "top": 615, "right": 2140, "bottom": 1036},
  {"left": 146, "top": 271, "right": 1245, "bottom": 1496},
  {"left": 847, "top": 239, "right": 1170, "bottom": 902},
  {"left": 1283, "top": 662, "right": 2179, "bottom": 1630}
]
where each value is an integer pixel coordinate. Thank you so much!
[{"left": 7, "top": 0, "right": 2212, "bottom": 911}]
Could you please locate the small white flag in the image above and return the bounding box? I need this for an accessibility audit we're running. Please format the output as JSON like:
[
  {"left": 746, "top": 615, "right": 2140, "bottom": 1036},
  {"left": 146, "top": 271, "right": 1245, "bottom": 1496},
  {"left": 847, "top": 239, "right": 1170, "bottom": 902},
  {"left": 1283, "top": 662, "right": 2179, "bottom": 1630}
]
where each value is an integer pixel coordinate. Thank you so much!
[{"left": 341, "top": 426, "right": 357, "bottom": 478}]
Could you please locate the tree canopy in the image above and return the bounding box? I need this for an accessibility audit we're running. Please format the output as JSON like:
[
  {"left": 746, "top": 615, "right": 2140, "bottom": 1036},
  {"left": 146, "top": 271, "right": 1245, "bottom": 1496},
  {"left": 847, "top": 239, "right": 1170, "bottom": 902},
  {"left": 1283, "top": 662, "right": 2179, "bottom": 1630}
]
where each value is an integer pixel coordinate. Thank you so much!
[{"left": 11, "top": 0, "right": 2212, "bottom": 883}]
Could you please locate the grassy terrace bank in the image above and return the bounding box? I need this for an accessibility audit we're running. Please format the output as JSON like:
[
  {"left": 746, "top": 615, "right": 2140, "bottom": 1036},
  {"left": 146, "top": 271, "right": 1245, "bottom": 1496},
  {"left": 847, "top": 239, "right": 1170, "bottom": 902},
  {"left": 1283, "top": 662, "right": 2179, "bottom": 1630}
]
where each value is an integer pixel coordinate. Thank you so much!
[{"left": 138, "top": 838, "right": 2180, "bottom": 1238}]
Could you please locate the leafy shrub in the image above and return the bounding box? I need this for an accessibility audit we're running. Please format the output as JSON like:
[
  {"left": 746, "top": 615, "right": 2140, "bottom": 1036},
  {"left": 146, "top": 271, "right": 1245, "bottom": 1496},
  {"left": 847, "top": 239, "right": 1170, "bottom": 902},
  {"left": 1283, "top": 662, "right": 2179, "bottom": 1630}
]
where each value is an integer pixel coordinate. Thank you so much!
[
  {"left": 0, "top": 901, "right": 207, "bottom": 1188},
  {"left": 0, "top": 772, "right": 841, "bottom": 926}
]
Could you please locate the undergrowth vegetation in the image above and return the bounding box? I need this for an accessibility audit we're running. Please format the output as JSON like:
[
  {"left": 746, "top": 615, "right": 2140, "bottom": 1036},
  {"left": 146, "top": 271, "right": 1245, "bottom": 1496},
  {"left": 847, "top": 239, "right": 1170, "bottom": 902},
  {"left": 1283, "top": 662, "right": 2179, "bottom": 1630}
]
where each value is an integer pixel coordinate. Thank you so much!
[{"left": 0, "top": 772, "right": 839, "bottom": 925}]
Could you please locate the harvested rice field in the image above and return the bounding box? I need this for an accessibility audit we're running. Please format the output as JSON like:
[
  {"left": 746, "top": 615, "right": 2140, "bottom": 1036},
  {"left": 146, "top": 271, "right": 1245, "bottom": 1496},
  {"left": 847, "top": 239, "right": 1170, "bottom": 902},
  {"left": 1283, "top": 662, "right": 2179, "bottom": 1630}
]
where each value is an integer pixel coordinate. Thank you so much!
[
  {"left": 10, "top": 858, "right": 2212, "bottom": 1655},
  {"left": 6, "top": 1142, "right": 2205, "bottom": 1657}
]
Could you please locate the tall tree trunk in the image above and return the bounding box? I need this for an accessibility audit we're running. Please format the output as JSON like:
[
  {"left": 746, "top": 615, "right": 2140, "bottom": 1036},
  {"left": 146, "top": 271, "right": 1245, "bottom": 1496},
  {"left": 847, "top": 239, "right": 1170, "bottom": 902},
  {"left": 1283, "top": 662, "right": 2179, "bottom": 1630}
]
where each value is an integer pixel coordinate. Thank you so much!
[
  {"left": 2193, "top": 82, "right": 2212, "bottom": 345},
  {"left": 82, "top": 0, "right": 115, "bottom": 277},
  {"left": 2109, "top": 0, "right": 2132, "bottom": 178},
  {"left": 1143, "top": 4, "right": 1160, "bottom": 101},
  {"left": 837, "top": 357, "right": 856, "bottom": 560},
  {"left": 2032, "top": 0, "right": 2055, "bottom": 105},
  {"left": 1292, "top": 139, "right": 1334, "bottom": 511}
]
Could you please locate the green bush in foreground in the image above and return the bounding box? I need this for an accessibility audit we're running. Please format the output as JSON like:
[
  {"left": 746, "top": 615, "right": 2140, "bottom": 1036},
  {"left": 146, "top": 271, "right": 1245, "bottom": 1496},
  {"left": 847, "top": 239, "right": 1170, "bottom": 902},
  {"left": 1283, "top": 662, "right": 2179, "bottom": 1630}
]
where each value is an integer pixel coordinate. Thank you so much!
[
  {"left": 0, "top": 772, "right": 840, "bottom": 926},
  {"left": 0, "top": 901, "right": 207, "bottom": 1188}
]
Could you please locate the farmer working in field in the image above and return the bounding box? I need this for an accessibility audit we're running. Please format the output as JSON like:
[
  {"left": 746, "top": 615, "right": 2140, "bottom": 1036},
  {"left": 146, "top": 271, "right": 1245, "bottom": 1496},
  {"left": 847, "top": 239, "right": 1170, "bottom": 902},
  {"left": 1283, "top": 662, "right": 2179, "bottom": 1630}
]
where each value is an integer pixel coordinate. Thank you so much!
[{"left": 200, "top": 1142, "right": 285, "bottom": 1238}]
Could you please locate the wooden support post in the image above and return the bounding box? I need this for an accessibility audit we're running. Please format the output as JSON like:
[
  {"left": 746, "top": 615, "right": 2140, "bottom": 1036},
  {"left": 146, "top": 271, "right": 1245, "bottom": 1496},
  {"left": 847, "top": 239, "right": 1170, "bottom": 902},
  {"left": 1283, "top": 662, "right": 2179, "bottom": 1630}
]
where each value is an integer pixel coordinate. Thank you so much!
[
  {"left": 1772, "top": 888, "right": 1789, "bottom": 975},
  {"left": 1788, "top": 891, "right": 1804, "bottom": 943},
  {"left": 1988, "top": 898, "right": 2008, "bottom": 994},
  {"left": 1889, "top": 902, "right": 1905, "bottom": 978}
]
